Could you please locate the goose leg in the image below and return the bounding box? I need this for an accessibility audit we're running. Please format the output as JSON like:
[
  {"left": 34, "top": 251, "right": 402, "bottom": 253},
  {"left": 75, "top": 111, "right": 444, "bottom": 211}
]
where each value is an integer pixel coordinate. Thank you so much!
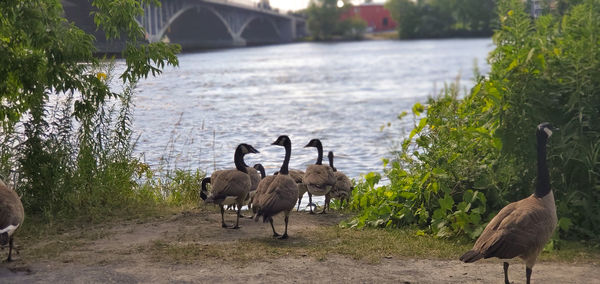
[
  {"left": 307, "top": 192, "right": 315, "bottom": 208},
  {"left": 230, "top": 205, "right": 241, "bottom": 229},
  {"left": 320, "top": 195, "right": 330, "bottom": 214},
  {"left": 278, "top": 213, "right": 289, "bottom": 240},
  {"left": 220, "top": 205, "right": 229, "bottom": 228},
  {"left": 503, "top": 262, "right": 510, "bottom": 284},
  {"left": 270, "top": 217, "right": 280, "bottom": 237},
  {"left": 5, "top": 236, "right": 13, "bottom": 262},
  {"left": 297, "top": 194, "right": 302, "bottom": 211},
  {"left": 526, "top": 267, "right": 532, "bottom": 284}
]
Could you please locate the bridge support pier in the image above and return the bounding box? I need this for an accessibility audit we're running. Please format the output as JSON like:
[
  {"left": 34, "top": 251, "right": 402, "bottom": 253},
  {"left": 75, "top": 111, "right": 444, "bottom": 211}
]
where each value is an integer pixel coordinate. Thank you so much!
[{"left": 232, "top": 35, "right": 247, "bottom": 47}]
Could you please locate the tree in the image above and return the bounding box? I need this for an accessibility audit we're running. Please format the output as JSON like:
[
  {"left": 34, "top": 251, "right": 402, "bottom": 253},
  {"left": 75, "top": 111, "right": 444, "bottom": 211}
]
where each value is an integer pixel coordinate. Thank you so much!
[
  {"left": 385, "top": 0, "right": 421, "bottom": 38},
  {"left": 306, "top": 0, "right": 362, "bottom": 40},
  {"left": 0, "top": 0, "right": 180, "bottom": 216},
  {"left": 385, "top": 0, "right": 496, "bottom": 39}
]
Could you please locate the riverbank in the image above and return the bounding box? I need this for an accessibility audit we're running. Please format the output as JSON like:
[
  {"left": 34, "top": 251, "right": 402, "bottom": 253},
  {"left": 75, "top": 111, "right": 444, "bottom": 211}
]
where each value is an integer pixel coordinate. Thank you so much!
[{"left": 3, "top": 206, "right": 598, "bottom": 283}]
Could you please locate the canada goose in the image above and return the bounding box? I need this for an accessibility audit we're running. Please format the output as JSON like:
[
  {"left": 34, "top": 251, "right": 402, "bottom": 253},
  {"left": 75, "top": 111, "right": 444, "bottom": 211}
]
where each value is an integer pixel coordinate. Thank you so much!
[
  {"left": 459, "top": 123, "right": 558, "bottom": 284},
  {"left": 246, "top": 163, "right": 266, "bottom": 211},
  {"left": 253, "top": 135, "right": 298, "bottom": 239},
  {"left": 200, "top": 143, "right": 259, "bottom": 229},
  {"left": 0, "top": 177, "right": 24, "bottom": 262},
  {"left": 322, "top": 151, "right": 353, "bottom": 213},
  {"left": 303, "top": 138, "right": 336, "bottom": 214}
]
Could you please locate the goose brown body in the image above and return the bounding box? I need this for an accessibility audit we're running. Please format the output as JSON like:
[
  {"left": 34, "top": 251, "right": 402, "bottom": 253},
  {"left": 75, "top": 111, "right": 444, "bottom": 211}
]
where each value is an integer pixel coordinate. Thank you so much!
[
  {"left": 253, "top": 174, "right": 297, "bottom": 222},
  {"left": 206, "top": 169, "right": 252, "bottom": 206},
  {"left": 460, "top": 192, "right": 557, "bottom": 266},
  {"left": 0, "top": 179, "right": 24, "bottom": 261},
  {"left": 303, "top": 164, "right": 335, "bottom": 196}
]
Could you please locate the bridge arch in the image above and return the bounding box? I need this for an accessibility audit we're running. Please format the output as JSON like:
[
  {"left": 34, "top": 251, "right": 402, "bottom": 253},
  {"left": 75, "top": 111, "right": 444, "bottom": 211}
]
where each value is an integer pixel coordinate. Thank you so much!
[
  {"left": 239, "top": 16, "right": 282, "bottom": 45},
  {"left": 156, "top": 4, "right": 239, "bottom": 46}
]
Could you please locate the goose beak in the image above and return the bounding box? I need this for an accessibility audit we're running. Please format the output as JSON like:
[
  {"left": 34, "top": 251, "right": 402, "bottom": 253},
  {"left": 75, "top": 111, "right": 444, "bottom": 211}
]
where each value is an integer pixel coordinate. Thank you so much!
[{"left": 250, "top": 146, "right": 260, "bottom": 154}]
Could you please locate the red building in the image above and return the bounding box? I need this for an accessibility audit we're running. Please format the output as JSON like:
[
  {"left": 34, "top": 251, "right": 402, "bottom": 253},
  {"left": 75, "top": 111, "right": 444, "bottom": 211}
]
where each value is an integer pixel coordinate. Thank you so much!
[{"left": 341, "top": 3, "right": 397, "bottom": 32}]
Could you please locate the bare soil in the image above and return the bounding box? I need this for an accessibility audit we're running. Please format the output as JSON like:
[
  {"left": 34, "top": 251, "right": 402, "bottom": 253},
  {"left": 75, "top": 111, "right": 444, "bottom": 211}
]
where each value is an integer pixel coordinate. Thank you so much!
[{"left": 1, "top": 208, "right": 598, "bottom": 283}]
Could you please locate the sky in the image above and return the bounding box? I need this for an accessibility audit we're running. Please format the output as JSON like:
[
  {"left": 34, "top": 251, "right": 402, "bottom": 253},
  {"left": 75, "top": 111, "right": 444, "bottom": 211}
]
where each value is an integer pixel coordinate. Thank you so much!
[{"left": 267, "top": 0, "right": 386, "bottom": 12}]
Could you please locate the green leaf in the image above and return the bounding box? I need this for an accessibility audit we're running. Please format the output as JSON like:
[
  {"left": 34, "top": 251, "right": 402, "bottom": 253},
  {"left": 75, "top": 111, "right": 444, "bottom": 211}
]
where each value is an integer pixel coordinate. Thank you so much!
[
  {"left": 558, "top": 217, "right": 572, "bottom": 232},
  {"left": 412, "top": 103, "right": 425, "bottom": 116},
  {"left": 439, "top": 194, "right": 454, "bottom": 211}
]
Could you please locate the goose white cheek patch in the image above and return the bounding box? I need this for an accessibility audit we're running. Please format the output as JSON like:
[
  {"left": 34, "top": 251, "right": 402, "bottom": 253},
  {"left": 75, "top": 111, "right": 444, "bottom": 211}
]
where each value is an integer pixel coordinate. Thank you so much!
[{"left": 543, "top": 128, "right": 553, "bottom": 137}]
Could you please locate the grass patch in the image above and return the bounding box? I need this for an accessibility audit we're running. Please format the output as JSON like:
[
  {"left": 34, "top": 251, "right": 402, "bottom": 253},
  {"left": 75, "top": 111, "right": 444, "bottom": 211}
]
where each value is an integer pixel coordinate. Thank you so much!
[
  {"left": 143, "top": 224, "right": 600, "bottom": 265},
  {"left": 15, "top": 209, "right": 600, "bottom": 266}
]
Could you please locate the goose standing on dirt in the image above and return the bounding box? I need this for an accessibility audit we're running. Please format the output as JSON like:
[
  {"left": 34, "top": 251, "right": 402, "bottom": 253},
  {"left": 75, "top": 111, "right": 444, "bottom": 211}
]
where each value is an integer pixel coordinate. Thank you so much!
[
  {"left": 253, "top": 135, "right": 298, "bottom": 239},
  {"left": 200, "top": 144, "right": 259, "bottom": 229},
  {"left": 322, "top": 151, "right": 353, "bottom": 212},
  {"left": 303, "top": 139, "right": 335, "bottom": 214},
  {"left": 0, "top": 176, "right": 24, "bottom": 262},
  {"left": 459, "top": 123, "right": 558, "bottom": 284}
]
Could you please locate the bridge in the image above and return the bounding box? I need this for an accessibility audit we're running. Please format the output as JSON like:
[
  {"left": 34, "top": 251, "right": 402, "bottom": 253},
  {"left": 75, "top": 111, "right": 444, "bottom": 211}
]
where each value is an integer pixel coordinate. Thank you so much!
[{"left": 62, "top": 0, "right": 308, "bottom": 52}]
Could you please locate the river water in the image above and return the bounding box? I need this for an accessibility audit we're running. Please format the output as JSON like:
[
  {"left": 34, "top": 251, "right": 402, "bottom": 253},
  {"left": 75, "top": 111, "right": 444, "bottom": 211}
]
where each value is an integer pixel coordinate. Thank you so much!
[{"left": 133, "top": 38, "right": 493, "bottom": 182}]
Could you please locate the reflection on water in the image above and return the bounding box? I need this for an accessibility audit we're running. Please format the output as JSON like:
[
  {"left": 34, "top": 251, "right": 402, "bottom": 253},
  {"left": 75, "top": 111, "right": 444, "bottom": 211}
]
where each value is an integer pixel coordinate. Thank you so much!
[{"left": 133, "top": 39, "right": 493, "bottom": 184}]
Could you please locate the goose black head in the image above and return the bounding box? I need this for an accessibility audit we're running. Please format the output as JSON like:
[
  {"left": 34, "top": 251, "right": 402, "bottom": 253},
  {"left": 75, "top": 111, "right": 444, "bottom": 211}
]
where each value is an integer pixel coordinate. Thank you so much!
[
  {"left": 304, "top": 138, "right": 322, "bottom": 148},
  {"left": 271, "top": 135, "right": 291, "bottom": 147},
  {"left": 238, "top": 143, "right": 260, "bottom": 155},
  {"left": 253, "top": 163, "right": 266, "bottom": 179},
  {"left": 537, "top": 122, "right": 556, "bottom": 139}
]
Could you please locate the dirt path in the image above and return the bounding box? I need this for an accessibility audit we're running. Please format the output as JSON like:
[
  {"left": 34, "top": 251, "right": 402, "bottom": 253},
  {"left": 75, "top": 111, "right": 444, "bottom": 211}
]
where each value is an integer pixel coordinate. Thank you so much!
[{"left": 1, "top": 209, "right": 598, "bottom": 283}]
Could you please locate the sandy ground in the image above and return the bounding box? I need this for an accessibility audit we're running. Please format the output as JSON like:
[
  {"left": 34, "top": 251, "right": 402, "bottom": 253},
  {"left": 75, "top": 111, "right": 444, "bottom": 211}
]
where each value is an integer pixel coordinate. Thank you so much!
[{"left": 0, "top": 209, "right": 598, "bottom": 284}]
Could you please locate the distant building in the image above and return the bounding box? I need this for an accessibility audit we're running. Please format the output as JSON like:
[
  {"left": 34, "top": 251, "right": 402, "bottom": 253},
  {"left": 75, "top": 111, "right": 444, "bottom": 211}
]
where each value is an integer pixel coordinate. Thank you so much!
[
  {"left": 340, "top": 3, "right": 397, "bottom": 33},
  {"left": 257, "top": 0, "right": 271, "bottom": 10}
]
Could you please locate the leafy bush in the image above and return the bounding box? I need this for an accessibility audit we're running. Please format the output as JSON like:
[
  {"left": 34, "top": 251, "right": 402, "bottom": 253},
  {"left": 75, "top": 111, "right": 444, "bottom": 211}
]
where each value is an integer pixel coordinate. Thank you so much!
[
  {"left": 0, "top": 0, "right": 181, "bottom": 221},
  {"left": 347, "top": 0, "right": 600, "bottom": 242}
]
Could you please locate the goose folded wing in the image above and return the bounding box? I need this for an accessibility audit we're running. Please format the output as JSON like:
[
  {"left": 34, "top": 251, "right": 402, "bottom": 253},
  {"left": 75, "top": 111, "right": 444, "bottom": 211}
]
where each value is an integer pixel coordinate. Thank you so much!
[
  {"left": 259, "top": 176, "right": 298, "bottom": 214},
  {"left": 304, "top": 165, "right": 335, "bottom": 186},
  {"left": 210, "top": 170, "right": 251, "bottom": 199},
  {"left": 475, "top": 201, "right": 555, "bottom": 259}
]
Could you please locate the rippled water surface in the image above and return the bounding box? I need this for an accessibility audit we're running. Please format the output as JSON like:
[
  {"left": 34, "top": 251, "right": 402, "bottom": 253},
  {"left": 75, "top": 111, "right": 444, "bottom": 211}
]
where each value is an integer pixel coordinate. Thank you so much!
[{"left": 134, "top": 39, "right": 493, "bottom": 180}]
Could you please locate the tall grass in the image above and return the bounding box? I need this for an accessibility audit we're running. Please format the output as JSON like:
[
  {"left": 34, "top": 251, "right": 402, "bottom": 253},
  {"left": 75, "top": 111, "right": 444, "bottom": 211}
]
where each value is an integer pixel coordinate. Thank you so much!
[{"left": 0, "top": 61, "right": 205, "bottom": 223}]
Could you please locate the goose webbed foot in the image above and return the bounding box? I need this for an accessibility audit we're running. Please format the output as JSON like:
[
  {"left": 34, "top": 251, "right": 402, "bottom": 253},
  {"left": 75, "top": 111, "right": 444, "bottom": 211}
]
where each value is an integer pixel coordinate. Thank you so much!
[
  {"left": 277, "top": 234, "right": 288, "bottom": 240},
  {"left": 229, "top": 225, "right": 241, "bottom": 230},
  {"left": 221, "top": 223, "right": 230, "bottom": 228},
  {"left": 272, "top": 232, "right": 281, "bottom": 238}
]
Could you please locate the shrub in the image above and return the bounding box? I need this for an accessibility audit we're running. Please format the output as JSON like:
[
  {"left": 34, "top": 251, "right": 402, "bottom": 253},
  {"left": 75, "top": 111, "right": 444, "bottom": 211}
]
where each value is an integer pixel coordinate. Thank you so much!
[{"left": 347, "top": 0, "right": 600, "bottom": 242}]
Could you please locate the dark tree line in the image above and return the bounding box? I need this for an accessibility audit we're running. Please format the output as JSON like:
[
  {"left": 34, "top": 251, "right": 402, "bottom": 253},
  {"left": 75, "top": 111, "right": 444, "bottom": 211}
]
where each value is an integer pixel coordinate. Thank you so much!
[{"left": 385, "top": 0, "right": 497, "bottom": 39}]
